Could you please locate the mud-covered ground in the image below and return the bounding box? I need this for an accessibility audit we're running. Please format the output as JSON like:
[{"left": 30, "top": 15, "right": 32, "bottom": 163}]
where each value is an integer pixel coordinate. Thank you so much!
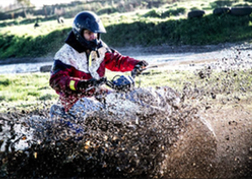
[
  {"left": 0, "top": 84, "right": 251, "bottom": 179},
  {"left": 202, "top": 105, "right": 252, "bottom": 178},
  {"left": 164, "top": 43, "right": 252, "bottom": 178},
  {"left": 1, "top": 43, "right": 252, "bottom": 178}
]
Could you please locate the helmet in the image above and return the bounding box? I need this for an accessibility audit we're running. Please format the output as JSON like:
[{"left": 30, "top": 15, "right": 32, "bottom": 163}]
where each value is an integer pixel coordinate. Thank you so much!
[{"left": 72, "top": 11, "right": 106, "bottom": 50}]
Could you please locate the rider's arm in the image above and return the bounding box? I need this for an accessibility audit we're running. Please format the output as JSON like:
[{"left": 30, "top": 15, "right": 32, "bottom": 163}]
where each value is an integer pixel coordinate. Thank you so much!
[
  {"left": 104, "top": 49, "right": 140, "bottom": 72},
  {"left": 49, "top": 59, "right": 93, "bottom": 94}
]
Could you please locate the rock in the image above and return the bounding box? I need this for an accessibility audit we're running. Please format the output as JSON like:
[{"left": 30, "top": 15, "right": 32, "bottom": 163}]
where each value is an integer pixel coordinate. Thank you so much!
[
  {"left": 40, "top": 65, "right": 52, "bottom": 72},
  {"left": 188, "top": 10, "right": 205, "bottom": 18},
  {"left": 230, "top": 7, "right": 252, "bottom": 16},
  {"left": 213, "top": 7, "right": 231, "bottom": 15}
]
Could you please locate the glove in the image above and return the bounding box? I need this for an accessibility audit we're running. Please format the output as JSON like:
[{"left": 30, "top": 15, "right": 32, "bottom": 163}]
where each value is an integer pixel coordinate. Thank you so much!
[
  {"left": 77, "top": 77, "right": 107, "bottom": 91},
  {"left": 131, "top": 60, "right": 149, "bottom": 77}
]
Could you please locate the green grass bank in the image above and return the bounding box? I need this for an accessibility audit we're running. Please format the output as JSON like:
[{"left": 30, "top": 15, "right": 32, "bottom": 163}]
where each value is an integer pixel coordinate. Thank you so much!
[
  {"left": 1, "top": 0, "right": 252, "bottom": 59},
  {"left": 1, "top": 65, "right": 252, "bottom": 112}
]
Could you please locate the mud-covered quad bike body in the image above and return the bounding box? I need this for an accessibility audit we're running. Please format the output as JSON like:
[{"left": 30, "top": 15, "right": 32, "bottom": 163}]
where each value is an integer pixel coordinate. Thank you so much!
[
  {"left": 100, "top": 74, "right": 218, "bottom": 178},
  {"left": 50, "top": 73, "right": 181, "bottom": 127},
  {"left": 3, "top": 72, "right": 218, "bottom": 178}
]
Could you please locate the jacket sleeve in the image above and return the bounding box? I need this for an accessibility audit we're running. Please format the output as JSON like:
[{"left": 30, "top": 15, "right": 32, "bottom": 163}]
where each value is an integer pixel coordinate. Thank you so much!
[
  {"left": 104, "top": 49, "right": 140, "bottom": 72},
  {"left": 49, "top": 59, "right": 93, "bottom": 95},
  {"left": 49, "top": 60, "right": 79, "bottom": 94}
]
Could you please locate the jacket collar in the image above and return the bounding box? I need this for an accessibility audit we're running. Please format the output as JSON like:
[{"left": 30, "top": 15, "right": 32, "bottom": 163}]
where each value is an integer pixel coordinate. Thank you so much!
[{"left": 65, "top": 31, "right": 87, "bottom": 53}]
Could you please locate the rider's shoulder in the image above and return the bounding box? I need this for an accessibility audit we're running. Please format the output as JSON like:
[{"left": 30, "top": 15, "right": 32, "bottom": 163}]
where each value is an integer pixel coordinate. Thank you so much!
[{"left": 99, "top": 40, "right": 113, "bottom": 53}]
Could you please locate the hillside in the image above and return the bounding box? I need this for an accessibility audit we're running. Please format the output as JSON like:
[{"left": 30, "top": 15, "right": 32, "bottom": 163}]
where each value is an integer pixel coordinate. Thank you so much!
[{"left": 1, "top": 0, "right": 252, "bottom": 60}]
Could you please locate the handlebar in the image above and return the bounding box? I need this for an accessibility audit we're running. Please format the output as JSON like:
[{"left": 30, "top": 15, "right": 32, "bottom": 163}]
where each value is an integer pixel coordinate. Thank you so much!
[
  {"left": 106, "top": 75, "right": 135, "bottom": 92},
  {"left": 105, "top": 65, "right": 158, "bottom": 92}
]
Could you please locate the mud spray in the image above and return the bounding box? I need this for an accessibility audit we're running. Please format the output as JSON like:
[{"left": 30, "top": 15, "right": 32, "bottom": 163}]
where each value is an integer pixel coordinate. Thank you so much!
[{"left": 0, "top": 45, "right": 252, "bottom": 178}]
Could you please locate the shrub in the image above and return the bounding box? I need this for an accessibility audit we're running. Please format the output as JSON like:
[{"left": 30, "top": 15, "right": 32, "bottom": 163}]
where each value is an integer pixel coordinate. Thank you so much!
[
  {"left": 0, "top": 79, "right": 11, "bottom": 86},
  {"left": 143, "top": 9, "right": 163, "bottom": 18},
  {"left": 97, "top": 7, "right": 119, "bottom": 15},
  {"left": 161, "top": 7, "right": 186, "bottom": 18}
]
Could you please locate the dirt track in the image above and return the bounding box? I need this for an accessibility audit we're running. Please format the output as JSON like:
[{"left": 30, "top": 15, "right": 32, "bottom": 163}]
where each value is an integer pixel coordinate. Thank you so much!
[
  {"left": 157, "top": 44, "right": 252, "bottom": 178},
  {"left": 201, "top": 105, "right": 252, "bottom": 178}
]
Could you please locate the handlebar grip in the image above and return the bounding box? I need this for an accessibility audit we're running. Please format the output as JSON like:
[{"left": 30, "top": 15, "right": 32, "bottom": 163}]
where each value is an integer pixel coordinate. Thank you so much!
[{"left": 105, "top": 81, "right": 114, "bottom": 89}]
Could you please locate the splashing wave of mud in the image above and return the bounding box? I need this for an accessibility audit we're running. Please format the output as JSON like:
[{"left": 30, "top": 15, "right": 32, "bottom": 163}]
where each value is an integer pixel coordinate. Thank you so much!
[
  {"left": 0, "top": 86, "right": 218, "bottom": 178},
  {"left": 1, "top": 45, "right": 252, "bottom": 178}
]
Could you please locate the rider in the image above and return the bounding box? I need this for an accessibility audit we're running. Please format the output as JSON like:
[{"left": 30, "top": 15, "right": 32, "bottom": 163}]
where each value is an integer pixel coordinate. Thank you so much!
[{"left": 49, "top": 11, "right": 148, "bottom": 117}]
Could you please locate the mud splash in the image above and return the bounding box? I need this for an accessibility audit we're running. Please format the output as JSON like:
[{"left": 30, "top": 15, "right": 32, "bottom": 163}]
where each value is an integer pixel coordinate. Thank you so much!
[
  {"left": 1, "top": 45, "right": 252, "bottom": 178},
  {"left": 0, "top": 87, "right": 218, "bottom": 178}
]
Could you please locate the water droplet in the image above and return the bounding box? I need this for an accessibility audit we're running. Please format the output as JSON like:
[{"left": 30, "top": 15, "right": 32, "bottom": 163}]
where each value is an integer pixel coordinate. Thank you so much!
[{"left": 33, "top": 152, "right": 37, "bottom": 159}]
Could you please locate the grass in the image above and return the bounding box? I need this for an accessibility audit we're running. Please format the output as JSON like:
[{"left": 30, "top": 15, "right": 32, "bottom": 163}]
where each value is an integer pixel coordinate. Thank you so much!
[
  {"left": 0, "top": 69, "right": 190, "bottom": 112},
  {"left": 1, "top": 0, "right": 252, "bottom": 59},
  {"left": 1, "top": 64, "right": 252, "bottom": 113},
  {"left": 0, "top": 73, "right": 58, "bottom": 111}
]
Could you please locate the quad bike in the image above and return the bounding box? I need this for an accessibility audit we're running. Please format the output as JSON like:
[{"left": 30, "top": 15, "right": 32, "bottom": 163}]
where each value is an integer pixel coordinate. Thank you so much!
[
  {"left": 3, "top": 67, "right": 218, "bottom": 178},
  {"left": 104, "top": 71, "right": 218, "bottom": 178},
  {"left": 48, "top": 67, "right": 218, "bottom": 178}
]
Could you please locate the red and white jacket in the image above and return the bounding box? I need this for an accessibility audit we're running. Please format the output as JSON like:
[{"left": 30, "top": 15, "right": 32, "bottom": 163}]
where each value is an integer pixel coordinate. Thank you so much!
[{"left": 49, "top": 32, "right": 140, "bottom": 112}]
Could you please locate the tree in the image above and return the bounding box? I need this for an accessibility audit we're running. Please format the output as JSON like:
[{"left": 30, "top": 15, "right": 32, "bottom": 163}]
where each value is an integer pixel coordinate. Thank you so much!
[{"left": 15, "top": 0, "right": 31, "bottom": 18}]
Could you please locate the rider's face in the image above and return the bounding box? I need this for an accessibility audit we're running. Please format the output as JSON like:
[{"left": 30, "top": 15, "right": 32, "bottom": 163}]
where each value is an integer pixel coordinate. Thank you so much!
[{"left": 83, "top": 29, "right": 97, "bottom": 41}]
